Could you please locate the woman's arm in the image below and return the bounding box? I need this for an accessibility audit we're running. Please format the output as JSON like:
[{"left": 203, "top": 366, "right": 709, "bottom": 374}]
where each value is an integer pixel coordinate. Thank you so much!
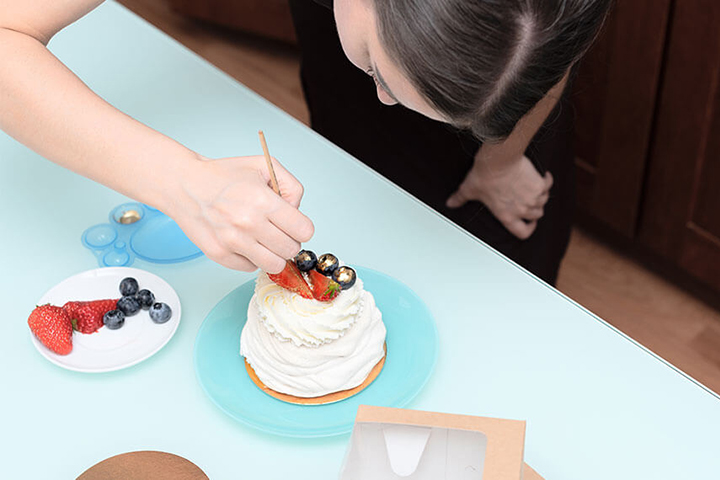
[
  {"left": 0, "top": 0, "right": 313, "bottom": 272},
  {"left": 446, "top": 74, "right": 569, "bottom": 239}
]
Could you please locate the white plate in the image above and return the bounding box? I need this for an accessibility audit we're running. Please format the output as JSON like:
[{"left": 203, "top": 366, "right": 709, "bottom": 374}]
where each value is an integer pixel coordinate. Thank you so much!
[{"left": 30, "top": 267, "right": 181, "bottom": 373}]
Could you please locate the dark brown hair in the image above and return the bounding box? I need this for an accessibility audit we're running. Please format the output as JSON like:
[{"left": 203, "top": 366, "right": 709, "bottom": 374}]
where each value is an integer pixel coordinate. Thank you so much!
[{"left": 373, "top": 0, "right": 612, "bottom": 141}]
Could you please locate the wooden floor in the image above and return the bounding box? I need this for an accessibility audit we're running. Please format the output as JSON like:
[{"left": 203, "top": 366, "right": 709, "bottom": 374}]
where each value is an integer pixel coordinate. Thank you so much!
[
  {"left": 117, "top": 0, "right": 720, "bottom": 395},
  {"left": 557, "top": 230, "right": 720, "bottom": 394}
]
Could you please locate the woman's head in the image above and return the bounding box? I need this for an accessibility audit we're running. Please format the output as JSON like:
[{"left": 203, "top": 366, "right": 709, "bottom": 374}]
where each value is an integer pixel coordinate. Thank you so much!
[{"left": 334, "top": 0, "right": 612, "bottom": 141}]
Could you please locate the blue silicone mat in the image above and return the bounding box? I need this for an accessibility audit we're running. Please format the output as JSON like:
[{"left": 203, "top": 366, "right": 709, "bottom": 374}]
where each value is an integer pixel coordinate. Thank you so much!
[
  {"left": 193, "top": 267, "right": 438, "bottom": 437},
  {"left": 82, "top": 203, "right": 202, "bottom": 267}
]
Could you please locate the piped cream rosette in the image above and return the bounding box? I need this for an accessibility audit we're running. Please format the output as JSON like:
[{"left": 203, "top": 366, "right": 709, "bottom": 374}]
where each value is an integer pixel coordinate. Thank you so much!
[{"left": 240, "top": 271, "right": 386, "bottom": 398}]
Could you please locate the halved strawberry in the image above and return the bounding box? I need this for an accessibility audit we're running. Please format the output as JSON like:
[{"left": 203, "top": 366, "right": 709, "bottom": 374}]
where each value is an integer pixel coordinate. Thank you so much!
[
  {"left": 307, "top": 269, "right": 342, "bottom": 302},
  {"left": 63, "top": 299, "right": 119, "bottom": 334},
  {"left": 28, "top": 305, "right": 73, "bottom": 355},
  {"left": 267, "top": 261, "right": 313, "bottom": 299}
]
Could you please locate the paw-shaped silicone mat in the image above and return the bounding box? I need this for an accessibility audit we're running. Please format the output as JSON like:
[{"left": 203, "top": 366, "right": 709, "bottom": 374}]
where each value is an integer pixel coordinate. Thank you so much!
[{"left": 82, "top": 203, "right": 203, "bottom": 267}]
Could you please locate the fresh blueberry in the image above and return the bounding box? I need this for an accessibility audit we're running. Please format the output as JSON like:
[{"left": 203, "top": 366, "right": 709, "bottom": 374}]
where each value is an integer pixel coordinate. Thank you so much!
[
  {"left": 117, "top": 295, "right": 141, "bottom": 316},
  {"left": 136, "top": 289, "right": 155, "bottom": 309},
  {"left": 294, "top": 250, "right": 318, "bottom": 272},
  {"left": 119, "top": 277, "right": 139, "bottom": 296},
  {"left": 332, "top": 266, "right": 357, "bottom": 290},
  {"left": 316, "top": 253, "right": 339, "bottom": 276},
  {"left": 149, "top": 302, "right": 172, "bottom": 324},
  {"left": 103, "top": 309, "right": 125, "bottom": 330}
]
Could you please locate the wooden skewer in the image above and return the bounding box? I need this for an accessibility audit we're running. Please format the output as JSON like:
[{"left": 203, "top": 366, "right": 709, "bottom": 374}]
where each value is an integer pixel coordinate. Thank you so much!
[{"left": 258, "top": 130, "right": 281, "bottom": 196}]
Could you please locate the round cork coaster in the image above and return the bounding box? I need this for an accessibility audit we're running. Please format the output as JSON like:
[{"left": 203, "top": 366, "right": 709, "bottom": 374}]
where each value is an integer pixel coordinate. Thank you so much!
[
  {"left": 245, "top": 343, "right": 387, "bottom": 405},
  {"left": 77, "top": 451, "right": 208, "bottom": 480}
]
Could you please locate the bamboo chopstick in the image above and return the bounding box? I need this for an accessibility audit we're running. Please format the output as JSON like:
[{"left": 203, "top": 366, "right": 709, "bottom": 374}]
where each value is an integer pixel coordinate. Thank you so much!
[{"left": 258, "top": 130, "right": 281, "bottom": 196}]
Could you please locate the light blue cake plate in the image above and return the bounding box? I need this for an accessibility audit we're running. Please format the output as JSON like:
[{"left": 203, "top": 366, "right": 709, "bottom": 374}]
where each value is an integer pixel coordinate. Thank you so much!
[{"left": 193, "top": 267, "right": 438, "bottom": 438}]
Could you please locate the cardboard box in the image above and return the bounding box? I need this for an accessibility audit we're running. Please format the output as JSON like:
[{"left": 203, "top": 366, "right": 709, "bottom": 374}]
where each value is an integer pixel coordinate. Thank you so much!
[{"left": 340, "top": 406, "right": 543, "bottom": 480}]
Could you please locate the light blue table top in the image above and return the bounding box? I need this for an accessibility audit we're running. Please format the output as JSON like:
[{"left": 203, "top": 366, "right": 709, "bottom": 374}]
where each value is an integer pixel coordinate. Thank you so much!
[{"left": 1, "top": 2, "right": 718, "bottom": 478}]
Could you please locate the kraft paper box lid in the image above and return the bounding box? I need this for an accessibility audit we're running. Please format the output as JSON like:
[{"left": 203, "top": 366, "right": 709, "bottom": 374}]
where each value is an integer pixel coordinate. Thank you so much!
[{"left": 340, "top": 405, "right": 538, "bottom": 480}]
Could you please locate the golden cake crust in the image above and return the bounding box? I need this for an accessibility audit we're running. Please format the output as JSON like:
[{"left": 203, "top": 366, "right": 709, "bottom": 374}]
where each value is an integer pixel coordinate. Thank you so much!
[{"left": 245, "top": 343, "right": 387, "bottom": 405}]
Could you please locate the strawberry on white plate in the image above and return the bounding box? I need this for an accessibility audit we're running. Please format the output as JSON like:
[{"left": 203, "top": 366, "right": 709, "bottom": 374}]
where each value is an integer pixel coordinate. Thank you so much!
[{"left": 29, "top": 267, "right": 181, "bottom": 373}]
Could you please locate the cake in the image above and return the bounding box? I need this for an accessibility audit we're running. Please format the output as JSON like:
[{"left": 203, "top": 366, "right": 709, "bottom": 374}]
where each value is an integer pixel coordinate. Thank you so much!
[{"left": 240, "top": 251, "right": 387, "bottom": 404}]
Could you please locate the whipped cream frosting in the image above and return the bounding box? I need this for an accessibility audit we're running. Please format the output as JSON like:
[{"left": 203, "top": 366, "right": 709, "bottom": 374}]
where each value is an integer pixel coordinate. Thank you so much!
[{"left": 240, "top": 272, "right": 386, "bottom": 398}]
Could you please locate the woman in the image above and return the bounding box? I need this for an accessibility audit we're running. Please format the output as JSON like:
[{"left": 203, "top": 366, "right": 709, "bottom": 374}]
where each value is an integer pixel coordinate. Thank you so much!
[
  {"left": 290, "top": 0, "right": 611, "bottom": 284},
  {"left": 0, "top": 0, "right": 610, "bottom": 280}
]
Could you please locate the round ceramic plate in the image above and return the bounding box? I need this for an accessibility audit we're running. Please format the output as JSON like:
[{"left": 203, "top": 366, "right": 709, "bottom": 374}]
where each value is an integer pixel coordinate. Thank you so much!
[
  {"left": 30, "top": 267, "right": 181, "bottom": 373},
  {"left": 194, "top": 267, "right": 438, "bottom": 438}
]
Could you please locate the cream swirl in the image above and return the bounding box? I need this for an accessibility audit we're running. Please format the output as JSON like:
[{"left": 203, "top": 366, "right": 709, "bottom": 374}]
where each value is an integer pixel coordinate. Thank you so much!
[
  {"left": 240, "top": 272, "right": 386, "bottom": 398},
  {"left": 252, "top": 272, "right": 365, "bottom": 347}
]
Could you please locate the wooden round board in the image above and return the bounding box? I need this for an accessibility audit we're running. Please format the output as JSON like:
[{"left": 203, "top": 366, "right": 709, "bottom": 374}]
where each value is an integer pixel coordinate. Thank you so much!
[
  {"left": 77, "top": 451, "right": 208, "bottom": 480},
  {"left": 245, "top": 343, "right": 387, "bottom": 405}
]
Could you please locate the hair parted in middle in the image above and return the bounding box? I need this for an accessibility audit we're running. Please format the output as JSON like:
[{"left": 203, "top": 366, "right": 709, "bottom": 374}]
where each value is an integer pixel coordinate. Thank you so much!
[{"left": 373, "top": 0, "right": 613, "bottom": 141}]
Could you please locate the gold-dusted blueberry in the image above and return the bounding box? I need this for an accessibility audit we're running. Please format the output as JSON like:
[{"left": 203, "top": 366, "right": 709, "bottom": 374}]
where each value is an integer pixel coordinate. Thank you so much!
[
  {"left": 316, "top": 253, "right": 339, "bottom": 276},
  {"left": 332, "top": 266, "right": 357, "bottom": 290},
  {"left": 294, "top": 249, "right": 317, "bottom": 272}
]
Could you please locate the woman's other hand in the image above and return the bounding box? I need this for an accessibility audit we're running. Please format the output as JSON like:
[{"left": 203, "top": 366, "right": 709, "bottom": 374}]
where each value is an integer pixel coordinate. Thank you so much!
[
  {"left": 167, "top": 154, "right": 314, "bottom": 274},
  {"left": 446, "top": 150, "right": 552, "bottom": 240}
]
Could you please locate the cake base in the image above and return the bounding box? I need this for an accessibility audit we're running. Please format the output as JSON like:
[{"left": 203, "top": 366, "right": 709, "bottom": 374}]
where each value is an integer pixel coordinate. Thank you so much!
[
  {"left": 245, "top": 343, "right": 387, "bottom": 405},
  {"left": 77, "top": 451, "right": 208, "bottom": 479}
]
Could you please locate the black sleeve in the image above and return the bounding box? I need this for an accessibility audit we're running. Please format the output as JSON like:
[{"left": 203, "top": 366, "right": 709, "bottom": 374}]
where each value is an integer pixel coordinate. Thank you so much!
[{"left": 312, "top": 0, "right": 332, "bottom": 9}]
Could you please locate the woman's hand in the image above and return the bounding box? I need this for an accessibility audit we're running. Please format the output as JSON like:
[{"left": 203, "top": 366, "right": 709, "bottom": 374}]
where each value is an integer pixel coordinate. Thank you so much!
[
  {"left": 446, "top": 150, "right": 552, "bottom": 240},
  {"left": 166, "top": 154, "right": 314, "bottom": 274}
]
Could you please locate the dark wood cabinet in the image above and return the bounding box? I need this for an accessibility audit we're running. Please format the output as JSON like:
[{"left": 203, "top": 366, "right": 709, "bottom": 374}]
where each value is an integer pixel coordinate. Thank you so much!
[
  {"left": 638, "top": 0, "right": 720, "bottom": 293},
  {"left": 573, "top": 0, "right": 720, "bottom": 297},
  {"left": 573, "top": 0, "right": 672, "bottom": 238},
  {"left": 168, "top": 0, "right": 297, "bottom": 43}
]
